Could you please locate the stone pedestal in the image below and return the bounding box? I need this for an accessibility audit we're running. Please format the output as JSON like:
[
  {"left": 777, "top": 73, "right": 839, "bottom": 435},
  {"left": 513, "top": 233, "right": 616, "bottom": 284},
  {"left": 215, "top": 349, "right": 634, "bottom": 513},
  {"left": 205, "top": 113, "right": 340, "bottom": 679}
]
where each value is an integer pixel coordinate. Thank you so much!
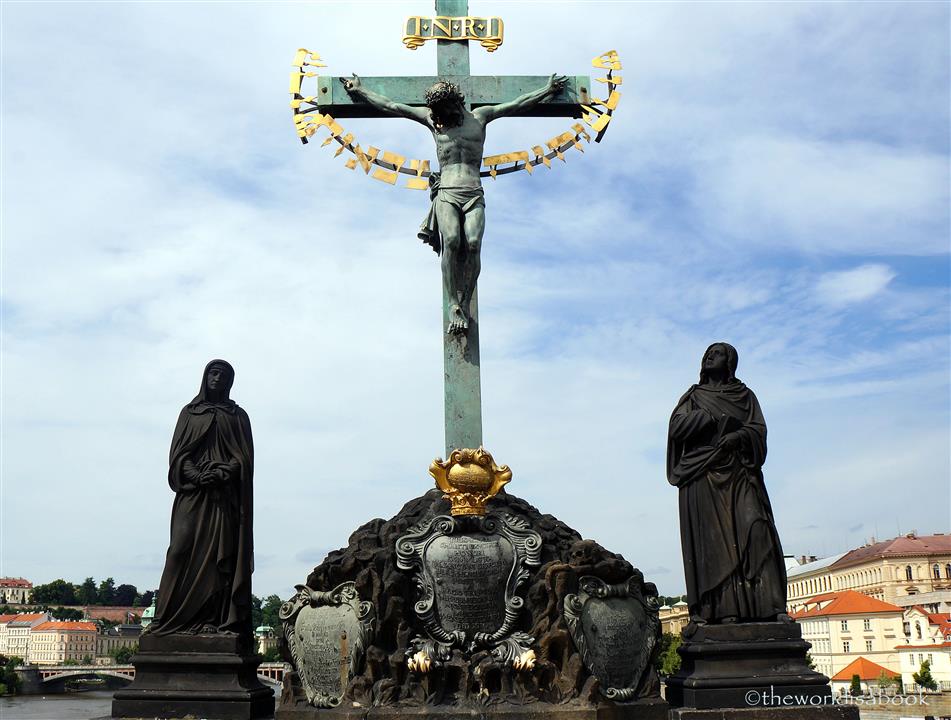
[
  {"left": 664, "top": 622, "right": 834, "bottom": 711},
  {"left": 276, "top": 698, "right": 670, "bottom": 719},
  {"left": 669, "top": 708, "right": 858, "bottom": 720},
  {"left": 112, "top": 632, "right": 274, "bottom": 720}
]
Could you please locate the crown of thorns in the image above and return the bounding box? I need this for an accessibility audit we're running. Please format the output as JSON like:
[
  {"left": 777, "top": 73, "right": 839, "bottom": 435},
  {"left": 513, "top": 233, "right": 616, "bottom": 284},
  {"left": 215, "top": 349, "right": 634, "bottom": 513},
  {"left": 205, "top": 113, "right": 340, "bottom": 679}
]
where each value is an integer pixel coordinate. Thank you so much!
[{"left": 425, "top": 81, "right": 464, "bottom": 106}]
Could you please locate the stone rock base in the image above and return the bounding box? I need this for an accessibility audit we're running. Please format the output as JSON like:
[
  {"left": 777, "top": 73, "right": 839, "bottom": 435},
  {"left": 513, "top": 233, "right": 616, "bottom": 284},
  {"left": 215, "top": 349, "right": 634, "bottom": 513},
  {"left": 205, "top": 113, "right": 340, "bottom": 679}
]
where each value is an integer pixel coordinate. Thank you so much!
[
  {"left": 670, "top": 707, "right": 859, "bottom": 719},
  {"left": 276, "top": 697, "right": 669, "bottom": 719},
  {"left": 111, "top": 632, "right": 274, "bottom": 720},
  {"left": 664, "top": 622, "right": 831, "bottom": 711}
]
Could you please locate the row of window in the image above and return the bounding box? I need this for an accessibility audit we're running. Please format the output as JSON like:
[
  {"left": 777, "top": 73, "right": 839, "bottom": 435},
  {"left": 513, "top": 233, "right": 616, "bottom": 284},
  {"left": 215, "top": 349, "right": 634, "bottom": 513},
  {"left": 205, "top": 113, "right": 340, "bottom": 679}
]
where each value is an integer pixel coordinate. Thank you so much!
[
  {"left": 840, "top": 619, "right": 874, "bottom": 632},
  {"left": 906, "top": 652, "right": 935, "bottom": 667},
  {"left": 790, "top": 562, "right": 951, "bottom": 598},
  {"left": 840, "top": 640, "right": 875, "bottom": 653}
]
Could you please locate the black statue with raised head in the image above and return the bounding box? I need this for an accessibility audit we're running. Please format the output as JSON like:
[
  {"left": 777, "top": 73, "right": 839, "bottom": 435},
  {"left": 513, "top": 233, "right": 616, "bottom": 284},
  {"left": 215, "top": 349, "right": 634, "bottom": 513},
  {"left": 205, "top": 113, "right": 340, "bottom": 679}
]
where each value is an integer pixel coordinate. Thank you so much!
[
  {"left": 149, "top": 359, "right": 255, "bottom": 636},
  {"left": 667, "top": 342, "right": 787, "bottom": 632}
]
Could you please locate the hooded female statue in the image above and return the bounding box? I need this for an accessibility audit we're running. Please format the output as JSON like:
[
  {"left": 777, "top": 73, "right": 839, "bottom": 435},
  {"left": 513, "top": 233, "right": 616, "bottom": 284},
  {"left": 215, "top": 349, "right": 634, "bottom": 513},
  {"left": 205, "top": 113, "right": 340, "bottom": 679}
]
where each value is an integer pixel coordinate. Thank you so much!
[
  {"left": 667, "top": 343, "right": 786, "bottom": 629},
  {"left": 149, "top": 359, "right": 254, "bottom": 636}
]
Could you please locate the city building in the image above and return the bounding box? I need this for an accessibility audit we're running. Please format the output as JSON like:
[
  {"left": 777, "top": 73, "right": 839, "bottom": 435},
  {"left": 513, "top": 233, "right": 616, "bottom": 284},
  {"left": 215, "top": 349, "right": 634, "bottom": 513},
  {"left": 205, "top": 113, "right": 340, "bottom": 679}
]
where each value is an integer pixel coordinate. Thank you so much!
[
  {"left": 659, "top": 601, "right": 688, "bottom": 635},
  {"left": 787, "top": 533, "right": 951, "bottom": 613},
  {"left": 0, "top": 578, "right": 33, "bottom": 605},
  {"left": 896, "top": 606, "right": 951, "bottom": 691},
  {"left": 255, "top": 625, "right": 279, "bottom": 656},
  {"left": 97, "top": 623, "right": 142, "bottom": 660},
  {"left": 829, "top": 657, "right": 900, "bottom": 695},
  {"left": 27, "top": 621, "right": 98, "bottom": 665},
  {"left": 791, "top": 591, "right": 904, "bottom": 679},
  {"left": 1, "top": 612, "right": 51, "bottom": 659},
  {"left": 140, "top": 596, "right": 157, "bottom": 630}
]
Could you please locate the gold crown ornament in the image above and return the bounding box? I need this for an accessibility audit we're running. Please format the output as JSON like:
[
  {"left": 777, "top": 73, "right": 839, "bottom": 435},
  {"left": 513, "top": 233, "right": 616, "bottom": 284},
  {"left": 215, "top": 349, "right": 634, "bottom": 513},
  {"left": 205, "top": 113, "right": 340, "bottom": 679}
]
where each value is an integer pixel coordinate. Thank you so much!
[{"left": 429, "top": 447, "right": 512, "bottom": 516}]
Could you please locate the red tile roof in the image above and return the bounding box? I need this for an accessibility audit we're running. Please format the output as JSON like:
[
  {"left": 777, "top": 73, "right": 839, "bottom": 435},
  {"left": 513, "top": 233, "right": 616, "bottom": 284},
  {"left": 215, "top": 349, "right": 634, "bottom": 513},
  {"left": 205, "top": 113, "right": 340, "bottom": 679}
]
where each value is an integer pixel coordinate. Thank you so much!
[
  {"left": 0, "top": 614, "right": 18, "bottom": 623},
  {"left": 896, "top": 642, "right": 951, "bottom": 649},
  {"left": 9, "top": 613, "right": 47, "bottom": 623},
  {"left": 0, "top": 578, "right": 32, "bottom": 588},
  {"left": 32, "top": 621, "right": 97, "bottom": 633},
  {"left": 831, "top": 657, "right": 900, "bottom": 681},
  {"left": 791, "top": 591, "right": 902, "bottom": 618},
  {"left": 832, "top": 534, "right": 951, "bottom": 570}
]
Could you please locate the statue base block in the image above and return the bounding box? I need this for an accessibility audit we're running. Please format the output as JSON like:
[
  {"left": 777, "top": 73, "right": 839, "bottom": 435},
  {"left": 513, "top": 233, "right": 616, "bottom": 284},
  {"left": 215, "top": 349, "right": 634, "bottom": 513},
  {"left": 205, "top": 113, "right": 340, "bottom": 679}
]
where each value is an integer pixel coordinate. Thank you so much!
[
  {"left": 276, "top": 697, "right": 669, "bottom": 719},
  {"left": 664, "top": 622, "right": 834, "bottom": 711},
  {"left": 669, "top": 708, "right": 858, "bottom": 719},
  {"left": 111, "top": 632, "right": 274, "bottom": 720}
]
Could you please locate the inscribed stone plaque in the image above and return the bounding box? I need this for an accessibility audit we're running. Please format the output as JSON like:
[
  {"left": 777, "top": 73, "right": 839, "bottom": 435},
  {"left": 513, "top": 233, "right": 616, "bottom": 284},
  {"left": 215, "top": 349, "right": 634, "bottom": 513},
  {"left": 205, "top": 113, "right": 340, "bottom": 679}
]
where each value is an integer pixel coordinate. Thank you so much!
[
  {"left": 425, "top": 533, "right": 514, "bottom": 637},
  {"left": 279, "top": 581, "right": 375, "bottom": 708},
  {"left": 564, "top": 575, "right": 659, "bottom": 701},
  {"left": 396, "top": 513, "right": 541, "bottom": 660}
]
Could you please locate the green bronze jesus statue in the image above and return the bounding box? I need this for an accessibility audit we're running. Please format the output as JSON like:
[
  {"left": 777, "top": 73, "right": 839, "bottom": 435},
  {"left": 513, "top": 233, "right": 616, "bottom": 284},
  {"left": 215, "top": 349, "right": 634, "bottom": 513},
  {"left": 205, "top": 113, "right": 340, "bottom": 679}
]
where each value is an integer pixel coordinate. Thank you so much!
[{"left": 343, "top": 74, "right": 567, "bottom": 335}]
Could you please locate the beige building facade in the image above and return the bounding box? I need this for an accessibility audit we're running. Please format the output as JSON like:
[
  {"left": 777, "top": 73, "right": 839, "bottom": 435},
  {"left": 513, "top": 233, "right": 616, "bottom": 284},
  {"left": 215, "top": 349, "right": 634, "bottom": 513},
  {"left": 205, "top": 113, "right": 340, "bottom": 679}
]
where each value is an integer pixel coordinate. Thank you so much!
[
  {"left": 0, "top": 612, "right": 50, "bottom": 660},
  {"left": 787, "top": 533, "right": 951, "bottom": 614},
  {"left": 27, "top": 621, "right": 98, "bottom": 665},
  {"left": 897, "top": 606, "right": 951, "bottom": 691},
  {"left": 792, "top": 591, "right": 904, "bottom": 679},
  {"left": 658, "top": 601, "right": 689, "bottom": 636},
  {"left": 0, "top": 578, "right": 33, "bottom": 605}
]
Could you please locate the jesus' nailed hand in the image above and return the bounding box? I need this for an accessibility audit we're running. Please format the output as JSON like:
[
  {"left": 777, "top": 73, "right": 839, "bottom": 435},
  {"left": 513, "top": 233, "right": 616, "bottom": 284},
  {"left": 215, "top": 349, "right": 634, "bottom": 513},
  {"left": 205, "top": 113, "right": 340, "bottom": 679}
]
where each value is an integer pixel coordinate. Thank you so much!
[{"left": 343, "top": 73, "right": 568, "bottom": 335}]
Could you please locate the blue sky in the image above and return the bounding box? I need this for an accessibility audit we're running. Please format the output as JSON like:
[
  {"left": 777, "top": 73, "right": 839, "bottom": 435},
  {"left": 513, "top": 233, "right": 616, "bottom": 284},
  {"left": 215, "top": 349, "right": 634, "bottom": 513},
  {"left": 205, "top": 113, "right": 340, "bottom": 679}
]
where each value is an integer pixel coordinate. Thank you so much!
[{"left": 2, "top": 1, "right": 948, "bottom": 601}]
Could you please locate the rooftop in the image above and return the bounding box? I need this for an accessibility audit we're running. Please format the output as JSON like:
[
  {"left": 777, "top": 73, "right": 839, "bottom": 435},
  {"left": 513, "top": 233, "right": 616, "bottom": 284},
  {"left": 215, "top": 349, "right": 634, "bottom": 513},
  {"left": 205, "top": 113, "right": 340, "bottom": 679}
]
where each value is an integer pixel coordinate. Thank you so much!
[
  {"left": 32, "top": 621, "right": 97, "bottom": 632},
  {"left": 0, "top": 578, "right": 33, "bottom": 588},
  {"left": 786, "top": 553, "right": 847, "bottom": 579},
  {"left": 831, "top": 656, "right": 900, "bottom": 681},
  {"left": 832, "top": 534, "right": 951, "bottom": 571},
  {"left": 791, "top": 591, "right": 903, "bottom": 618}
]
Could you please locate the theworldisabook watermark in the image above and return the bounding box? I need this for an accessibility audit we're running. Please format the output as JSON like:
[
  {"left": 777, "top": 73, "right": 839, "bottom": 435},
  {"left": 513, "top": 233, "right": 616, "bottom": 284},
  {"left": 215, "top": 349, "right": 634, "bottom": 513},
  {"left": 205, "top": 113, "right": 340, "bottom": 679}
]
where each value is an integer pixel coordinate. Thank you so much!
[{"left": 745, "top": 686, "right": 930, "bottom": 707}]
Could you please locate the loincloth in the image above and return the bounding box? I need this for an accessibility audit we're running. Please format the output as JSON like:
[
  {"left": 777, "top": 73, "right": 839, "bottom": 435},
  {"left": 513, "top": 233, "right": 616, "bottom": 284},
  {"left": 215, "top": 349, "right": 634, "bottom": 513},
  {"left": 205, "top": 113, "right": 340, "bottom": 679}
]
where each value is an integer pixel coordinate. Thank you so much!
[{"left": 417, "top": 172, "right": 485, "bottom": 255}]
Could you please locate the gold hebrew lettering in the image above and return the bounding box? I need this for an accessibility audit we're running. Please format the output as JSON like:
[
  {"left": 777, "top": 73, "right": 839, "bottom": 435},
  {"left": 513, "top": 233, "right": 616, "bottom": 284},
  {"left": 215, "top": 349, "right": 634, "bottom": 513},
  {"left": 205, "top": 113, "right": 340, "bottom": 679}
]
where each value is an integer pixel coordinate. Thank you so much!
[
  {"left": 572, "top": 123, "right": 591, "bottom": 143},
  {"left": 371, "top": 168, "right": 399, "bottom": 185},
  {"left": 592, "top": 50, "right": 622, "bottom": 71},
  {"left": 592, "top": 90, "right": 621, "bottom": 110},
  {"left": 381, "top": 150, "right": 406, "bottom": 173},
  {"left": 595, "top": 75, "right": 622, "bottom": 85},
  {"left": 344, "top": 158, "right": 357, "bottom": 170},
  {"left": 405, "top": 177, "right": 429, "bottom": 190},
  {"left": 532, "top": 145, "right": 551, "bottom": 169},
  {"left": 333, "top": 133, "right": 353, "bottom": 158}
]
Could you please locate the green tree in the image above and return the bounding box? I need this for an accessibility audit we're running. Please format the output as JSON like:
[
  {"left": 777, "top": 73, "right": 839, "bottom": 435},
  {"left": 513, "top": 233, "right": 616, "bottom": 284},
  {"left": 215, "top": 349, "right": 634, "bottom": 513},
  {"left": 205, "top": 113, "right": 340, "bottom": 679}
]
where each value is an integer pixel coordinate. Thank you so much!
[
  {"left": 81, "top": 655, "right": 93, "bottom": 666},
  {"left": 849, "top": 674, "right": 863, "bottom": 696},
  {"left": 877, "top": 670, "right": 895, "bottom": 690},
  {"left": 77, "top": 577, "right": 98, "bottom": 605},
  {"left": 139, "top": 590, "right": 155, "bottom": 609},
  {"left": 0, "top": 655, "right": 22, "bottom": 696},
  {"left": 52, "top": 607, "right": 83, "bottom": 621},
  {"left": 114, "top": 584, "right": 137, "bottom": 607},
  {"left": 110, "top": 644, "right": 138, "bottom": 664},
  {"left": 31, "top": 579, "right": 78, "bottom": 606},
  {"left": 913, "top": 659, "right": 938, "bottom": 691},
  {"left": 262, "top": 646, "right": 282, "bottom": 662},
  {"left": 805, "top": 653, "right": 816, "bottom": 670},
  {"left": 654, "top": 632, "right": 682, "bottom": 676},
  {"left": 250, "top": 594, "right": 263, "bottom": 630},
  {"left": 97, "top": 578, "right": 116, "bottom": 606},
  {"left": 260, "top": 595, "right": 283, "bottom": 630}
]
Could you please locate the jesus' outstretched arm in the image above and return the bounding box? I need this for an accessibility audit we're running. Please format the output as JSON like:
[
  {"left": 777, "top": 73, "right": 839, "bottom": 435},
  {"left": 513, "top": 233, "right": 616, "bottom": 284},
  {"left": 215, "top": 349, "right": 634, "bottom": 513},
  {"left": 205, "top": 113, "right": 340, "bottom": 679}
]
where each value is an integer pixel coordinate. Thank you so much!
[
  {"left": 341, "top": 74, "right": 430, "bottom": 125},
  {"left": 473, "top": 74, "right": 568, "bottom": 124}
]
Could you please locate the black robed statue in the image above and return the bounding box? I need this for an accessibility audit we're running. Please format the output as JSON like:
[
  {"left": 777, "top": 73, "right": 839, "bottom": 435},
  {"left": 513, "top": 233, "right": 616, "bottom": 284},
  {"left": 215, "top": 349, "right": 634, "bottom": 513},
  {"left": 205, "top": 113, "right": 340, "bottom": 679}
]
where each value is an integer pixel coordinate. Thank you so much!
[
  {"left": 667, "top": 343, "right": 787, "bottom": 631},
  {"left": 150, "top": 359, "right": 255, "bottom": 636}
]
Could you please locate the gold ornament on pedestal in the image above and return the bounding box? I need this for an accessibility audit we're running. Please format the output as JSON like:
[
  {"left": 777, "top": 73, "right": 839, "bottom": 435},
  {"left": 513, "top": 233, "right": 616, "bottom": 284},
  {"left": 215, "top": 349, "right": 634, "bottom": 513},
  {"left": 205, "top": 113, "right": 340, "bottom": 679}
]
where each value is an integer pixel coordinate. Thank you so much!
[{"left": 429, "top": 447, "right": 512, "bottom": 517}]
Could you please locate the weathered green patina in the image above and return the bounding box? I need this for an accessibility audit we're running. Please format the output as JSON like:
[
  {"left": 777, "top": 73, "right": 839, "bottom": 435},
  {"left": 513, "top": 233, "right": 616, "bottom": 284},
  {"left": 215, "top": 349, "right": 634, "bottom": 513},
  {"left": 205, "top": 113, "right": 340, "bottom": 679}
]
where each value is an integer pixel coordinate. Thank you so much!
[{"left": 316, "top": 0, "right": 589, "bottom": 457}]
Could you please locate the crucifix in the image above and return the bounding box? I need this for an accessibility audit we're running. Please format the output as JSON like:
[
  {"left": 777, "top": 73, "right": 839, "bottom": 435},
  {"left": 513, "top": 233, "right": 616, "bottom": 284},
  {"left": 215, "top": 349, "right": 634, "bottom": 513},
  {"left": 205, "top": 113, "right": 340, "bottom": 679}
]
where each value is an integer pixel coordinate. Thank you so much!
[{"left": 294, "top": 0, "right": 612, "bottom": 457}]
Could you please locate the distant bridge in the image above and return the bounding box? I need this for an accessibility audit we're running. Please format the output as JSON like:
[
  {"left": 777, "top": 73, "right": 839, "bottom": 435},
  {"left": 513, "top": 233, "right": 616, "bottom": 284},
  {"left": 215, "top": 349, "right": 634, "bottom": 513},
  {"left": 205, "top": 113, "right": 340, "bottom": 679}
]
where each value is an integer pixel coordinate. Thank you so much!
[{"left": 18, "top": 662, "right": 286, "bottom": 692}]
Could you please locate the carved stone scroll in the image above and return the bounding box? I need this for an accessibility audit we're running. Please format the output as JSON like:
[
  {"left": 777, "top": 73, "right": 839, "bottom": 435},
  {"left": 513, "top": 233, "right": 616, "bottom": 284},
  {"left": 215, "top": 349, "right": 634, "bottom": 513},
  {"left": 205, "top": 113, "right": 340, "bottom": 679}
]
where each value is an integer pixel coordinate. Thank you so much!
[
  {"left": 396, "top": 513, "right": 541, "bottom": 663},
  {"left": 563, "top": 575, "right": 660, "bottom": 701},
  {"left": 279, "top": 581, "right": 376, "bottom": 707}
]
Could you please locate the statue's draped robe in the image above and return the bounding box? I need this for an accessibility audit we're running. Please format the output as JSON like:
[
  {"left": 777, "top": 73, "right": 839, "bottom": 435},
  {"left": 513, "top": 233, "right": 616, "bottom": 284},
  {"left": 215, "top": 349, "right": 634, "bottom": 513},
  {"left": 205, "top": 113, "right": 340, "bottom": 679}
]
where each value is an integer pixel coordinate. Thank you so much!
[
  {"left": 667, "top": 380, "right": 786, "bottom": 623},
  {"left": 153, "top": 374, "right": 254, "bottom": 636}
]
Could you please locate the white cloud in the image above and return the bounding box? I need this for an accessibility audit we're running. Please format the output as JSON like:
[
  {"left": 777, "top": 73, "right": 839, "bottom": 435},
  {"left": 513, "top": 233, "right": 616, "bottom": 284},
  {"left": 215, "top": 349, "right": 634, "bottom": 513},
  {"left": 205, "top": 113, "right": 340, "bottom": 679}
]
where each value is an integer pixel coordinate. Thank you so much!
[
  {"left": 815, "top": 264, "right": 896, "bottom": 306},
  {"left": 1, "top": 1, "right": 948, "bottom": 601}
]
